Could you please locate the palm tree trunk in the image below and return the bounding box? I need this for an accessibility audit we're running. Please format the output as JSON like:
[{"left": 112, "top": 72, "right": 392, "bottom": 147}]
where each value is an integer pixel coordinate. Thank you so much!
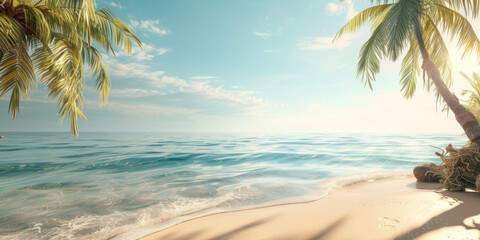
[{"left": 415, "top": 28, "right": 480, "bottom": 145}]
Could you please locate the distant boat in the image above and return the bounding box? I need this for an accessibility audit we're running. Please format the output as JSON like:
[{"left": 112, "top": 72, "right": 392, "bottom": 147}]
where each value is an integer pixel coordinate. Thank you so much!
[{"left": 0, "top": 136, "right": 4, "bottom": 139}]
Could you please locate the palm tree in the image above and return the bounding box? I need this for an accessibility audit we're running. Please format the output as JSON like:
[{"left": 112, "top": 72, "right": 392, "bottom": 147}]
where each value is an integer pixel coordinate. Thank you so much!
[
  {"left": 0, "top": 0, "right": 141, "bottom": 135},
  {"left": 335, "top": 0, "right": 480, "bottom": 145}
]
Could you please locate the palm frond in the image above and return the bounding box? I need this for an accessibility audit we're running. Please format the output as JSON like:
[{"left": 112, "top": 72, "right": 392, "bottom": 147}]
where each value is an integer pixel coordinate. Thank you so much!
[
  {"left": 33, "top": 38, "right": 86, "bottom": 136},
  {"left": 443, "top": 0, "right": 480, "bottom": 17},
  {"left": 357, "top": 21, "right": 388, "bottom": 90},
  {"left": 16, "top": 1, "right": 51, "bottom": 48},
  {"left": 0, "top": 44, "right": 36, "bottom": 119},
  {"left": 461, "top": 72, "right": 480, "bottom": 120},
  {"left": 0, "top": 0, "right": 142, "bottom": 135},
  {"left": 370, "top": 4, "right": 394, "bottom": 32},
  {"left": 334, "top": 4, "right": 393, "bottom": 41},
  {"left": 400, "top": 37, "right": 420, "bottom": 98},
  {"left": 431, "top": 3, "right": 480, "bottom": 61},
  {"left": 0, "top": 14, "right": 25, "bottom": 51},
  {"left": 381, "top": 0, "right": 422, "bottom": 60},
  {"left": 37, "top": 1, "right": 76, "bottom": 34},
  {"left": 82, "top": 43, "right": 110, "bottom": 103},
  {"left": 93, "top": 7, "right": 142, "bottom": 55}
]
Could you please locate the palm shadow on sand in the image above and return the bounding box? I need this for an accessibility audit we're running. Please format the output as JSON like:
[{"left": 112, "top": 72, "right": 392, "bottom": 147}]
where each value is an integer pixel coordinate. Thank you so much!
[
  {"left": 150, "top": 216, "right": 277, "bottom": 240},
  {"left": 394, "top": 185, "right": 480, "bottom": 240}
]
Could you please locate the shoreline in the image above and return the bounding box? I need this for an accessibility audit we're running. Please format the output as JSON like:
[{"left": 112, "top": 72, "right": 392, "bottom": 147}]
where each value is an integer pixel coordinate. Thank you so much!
[
  {"left": 112, "top": 171, "right": 411, "bottom": 239},
  {"left": 137, "top": 175, "right": 480, "bottom": 240}
]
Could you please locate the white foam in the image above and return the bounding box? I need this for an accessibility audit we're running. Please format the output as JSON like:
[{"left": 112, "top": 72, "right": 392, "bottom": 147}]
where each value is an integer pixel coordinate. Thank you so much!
[
  {"left": 116, "top": 170, "right": 412, "bottom": 240},
  {"left": 2, "top": 171, "right": 412, "bottom": 240},
  {"left": 317, "top": 170, "right": 412, "bottom": 192}
]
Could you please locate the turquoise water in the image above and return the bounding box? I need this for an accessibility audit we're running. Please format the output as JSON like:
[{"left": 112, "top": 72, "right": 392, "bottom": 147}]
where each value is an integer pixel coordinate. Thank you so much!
[{"left": 0, "top": 132, "right": 467, "bottom": 239}]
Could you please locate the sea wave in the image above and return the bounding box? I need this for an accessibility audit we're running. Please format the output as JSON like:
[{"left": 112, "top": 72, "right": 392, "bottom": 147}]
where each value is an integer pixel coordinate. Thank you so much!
[
  {"left": 0, "top": 132, "right": 466, "bottom": 239},
  {"left": 113, "top": 170, "right": 413, "bottom": 240}
]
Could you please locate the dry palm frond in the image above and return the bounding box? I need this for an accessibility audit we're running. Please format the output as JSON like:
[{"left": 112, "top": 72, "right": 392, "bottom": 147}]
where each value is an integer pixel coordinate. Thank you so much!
[{"left": 436, "top": 143, "right": 480, "bottom": 191}]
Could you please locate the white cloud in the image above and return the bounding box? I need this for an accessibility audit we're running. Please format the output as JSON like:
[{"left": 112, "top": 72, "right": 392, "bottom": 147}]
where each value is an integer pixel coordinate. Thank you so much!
[
  {"left": 157, "top": 76, "right": 267, "bottom": 106},
  {"left": 344, "top": 0, "right": 358, "bottom": 20},
  {"left": 129, "top": 19, "right": 170, "bottom": 36},
  {"left": 109, "top": 2, "right": 124, "bottom": 9},
  {"left": 125, "top": 43, "right": 170, "bottom": 61},
  {"left": 102, "top": 55, "right": 266, "bottom": 107},
  {"left": 102, "top": 54, "right": 165, "bottom": 81},
  {"left": 298, "top": 33, "right": 358, "bottom": 51},
  {"left": 190, "top": 76, "right": 217, "bottom": 80},
  {"left": 326, "top": 3, "right": 344, "bottom": 15},
  {"left": 110, "top": 88, "right": 164, "bottom": 98},
  {"left": 253, "top": 28, "right": 282, "bottom": 38},
  {"left": 98, "top": 101, "right": 201, "bottom": 116},
  {"left": 253, "top": 32, "right": 272, "bottom": 37},
  {"left": 185, "top": 83, "right": 266, "bottom": 106},
  {"left": 326, "top": 1, "right": 357, "bottom": 20}
]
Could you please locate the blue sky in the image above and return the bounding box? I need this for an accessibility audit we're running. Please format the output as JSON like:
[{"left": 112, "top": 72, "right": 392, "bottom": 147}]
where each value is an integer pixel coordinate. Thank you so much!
[{"left": 0, "top": 0, "right": 475, "bottom": 134}]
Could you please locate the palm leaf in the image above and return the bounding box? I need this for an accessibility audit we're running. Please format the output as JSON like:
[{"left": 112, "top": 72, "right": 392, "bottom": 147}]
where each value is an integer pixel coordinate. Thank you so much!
[
  {"left": 0, "top": 0, "right": 142, "bottom": 135},
  {"left": 334, "top": 4, "right": 393, "bottom": 41},
  {"left": 400, "top": 37, "right": 420, "bottom": 98},
  {"left": 443, "top": 0, "right": 480, "bottom": 17},
  {"left": 93, "top": 7, "right": 142, "bottom": 55},
  {"left": 0, "top": 14, "right": 25, "bottom": 51},
  {"left": 461, "top": 72, "right": 480, "bottom": 120},
  {"left": 33, "top": 37, "right": 86, "bottom": 136},
  {"left": 82, "top": 42, "right": 110, "bottom": 103},
  {"left": 0, "top": 44, "right": 36, "bottom": 119},
  {"left": 357, "top": 21, "right": 388, "bottom": 90},
  {"left": 16, "top": 1, "right": 51, "bottom": 48},
  {"left": 381, "top": 0, "right": 421, "bottom": 60},
  {"left": 431, "top": 3, "right": 480, "bottom": 61}
]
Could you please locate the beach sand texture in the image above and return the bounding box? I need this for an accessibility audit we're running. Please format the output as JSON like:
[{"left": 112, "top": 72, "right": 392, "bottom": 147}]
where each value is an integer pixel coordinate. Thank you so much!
[{"left": 140, "top": 176, "right": 480, "bottom": 240}]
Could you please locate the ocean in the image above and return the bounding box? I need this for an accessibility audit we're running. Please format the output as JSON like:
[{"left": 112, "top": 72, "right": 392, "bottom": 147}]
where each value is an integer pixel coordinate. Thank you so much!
[{"left": 0, "top": 132, "right": 467, "bottom": 239}]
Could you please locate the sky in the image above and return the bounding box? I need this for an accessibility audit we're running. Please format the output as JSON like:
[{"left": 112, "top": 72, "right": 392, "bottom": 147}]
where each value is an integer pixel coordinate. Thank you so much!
[{"left": 1, "top": 0, "right": 480, "bottom": 134}]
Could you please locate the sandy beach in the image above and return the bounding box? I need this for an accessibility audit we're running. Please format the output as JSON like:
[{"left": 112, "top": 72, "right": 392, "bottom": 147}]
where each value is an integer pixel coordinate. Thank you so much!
[
  {"left": 140, "top": 176, "right": 480, "bottom": 240},
  {"left": 5, "top": 0, "right": 480, "bottom": 239}
]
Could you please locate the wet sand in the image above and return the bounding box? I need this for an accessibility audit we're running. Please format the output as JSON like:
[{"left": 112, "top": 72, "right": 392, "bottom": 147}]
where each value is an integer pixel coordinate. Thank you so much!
[{"left": 139, "top": 176, "right": 480, "bottom": 240}]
